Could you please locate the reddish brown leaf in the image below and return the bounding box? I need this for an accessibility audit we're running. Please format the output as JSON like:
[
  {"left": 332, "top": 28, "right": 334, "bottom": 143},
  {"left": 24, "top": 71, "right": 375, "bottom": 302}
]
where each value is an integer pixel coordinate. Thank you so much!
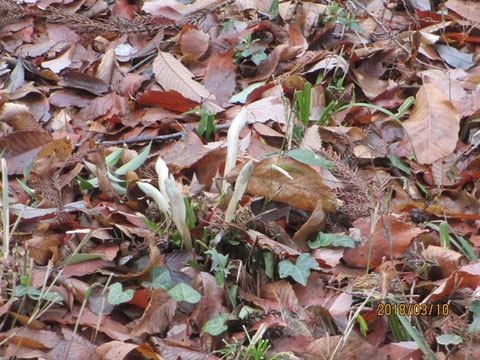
[
  {"left": 204, "top": 52, "right": 236, "bottom": 107},
  {"left": 0, "top": 130, "right": 52, "bottom": 174},
  {"left": 180, "top": 28, "right": 210, "bottom": 58},
  {"left": 136, "top": 90, "right": 199, "bottom": 112},
  {"left": 343, "top": 217, "right": 425, "bottom": 268}
]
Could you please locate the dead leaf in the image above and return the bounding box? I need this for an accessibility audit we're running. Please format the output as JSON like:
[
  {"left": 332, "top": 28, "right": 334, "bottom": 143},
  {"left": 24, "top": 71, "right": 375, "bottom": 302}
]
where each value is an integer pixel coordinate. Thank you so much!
[
  {"left": 305, "top": 334, "right": 385, "bottom": 359},
  {"left": 95, "top": 47, "right": 124, "bottom": 90},
  {"left": 204, "top": 52, "right": 236, "bottom": 107},
  {"left": 292, "top": 200, "right": 326, "bottom": 249},
  {"left": 403, "top": 83, "right": 461, "bottom": 164},
  {"left": 180, "top": 29, "right": 210, "bottom": 58},
  {"left": 343, "top": 216, "right": 425, "bottom": 268},
  {"left": 152, "top": 51, "right": 223, "bottom": 114},
  {"left": 0, "top": 130, "right": 52, "bottom": 174},
  {"left": 131, "top": 289, "right": 176, "bottom": 336},
  {"left": 246, "top": 230, "right": 301, "bottom": 257},
  {"left": 423, "top": 245, "right": 463, "bottom": 278},
  {"left": 227, "top": 155, "right": 338, "bottom": 212},
  {"left": 136, "top": 90, "right": 199, "bottom": 112},
  {"left": 445, "top": 0, "right": 480, "bottom": 24},
  {"left": 423, "top": 263, "right": 480, "bottom": 303},
  {"left": 59, "top": 71, "right": 108, "bottom": 95}
]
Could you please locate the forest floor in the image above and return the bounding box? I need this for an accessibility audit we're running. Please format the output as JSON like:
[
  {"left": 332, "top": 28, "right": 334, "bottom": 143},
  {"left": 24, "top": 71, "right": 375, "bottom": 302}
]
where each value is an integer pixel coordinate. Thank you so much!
[{"left": 0, "top": 0, "right": 480, "bottom": 359}]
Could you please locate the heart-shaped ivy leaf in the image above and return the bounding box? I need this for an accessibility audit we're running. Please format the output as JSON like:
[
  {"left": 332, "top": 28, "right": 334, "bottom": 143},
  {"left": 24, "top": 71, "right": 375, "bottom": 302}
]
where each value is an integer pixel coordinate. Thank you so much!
[
  {"left": 309, "top": 232, "right": 356, "bottom": 249},
  {"left": 202, "top": 313, "right": 229, "bottom": 336},
  {"left": 142, "top": 266, "right": 174, "bottom": 290},
  {"left": 107, "top": 282, "right": 134, "bottom": 305},
  {"left": 168, "top": 283, "right": 201, "bottom": 304},
  {"left": 278, "top": 253, "right": 318, "bottom": 286}
]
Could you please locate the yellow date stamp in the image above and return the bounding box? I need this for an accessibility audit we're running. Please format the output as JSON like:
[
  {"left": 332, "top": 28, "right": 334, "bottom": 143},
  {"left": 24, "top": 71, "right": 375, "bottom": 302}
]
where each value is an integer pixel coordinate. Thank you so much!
[{"left": 377, "top": 303, "right": 450, "bottom": 316}]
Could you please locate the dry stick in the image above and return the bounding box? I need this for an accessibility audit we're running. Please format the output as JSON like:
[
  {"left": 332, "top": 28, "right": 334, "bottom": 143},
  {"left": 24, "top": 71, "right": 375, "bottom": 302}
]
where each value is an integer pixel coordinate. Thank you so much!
[
  {"left": 96, "top": 123, "right": 232, "bottom": 146},
  {"left": 349, "top": 0, "right": 409, "bottom": 54}
]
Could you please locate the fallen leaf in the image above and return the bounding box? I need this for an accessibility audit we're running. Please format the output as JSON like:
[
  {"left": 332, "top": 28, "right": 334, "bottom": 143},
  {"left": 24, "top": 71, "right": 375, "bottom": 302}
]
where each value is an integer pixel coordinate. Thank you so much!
[
  {"left": 227, "top": 155, "right": 338, "bottom": 212},
  {"left": 136, "top": 90, "right": 199, "bottom": 112},
  {"left": 343, "top": 216, "right": 425, "bottom": 268},
  {"left": 403, "top": 83, "right": 461, "bottom": 164},
  {"left": 131, "top": 289, "right": 176, "bottom": 336},
  {"left": 423, "top": 245, "right": 463, "bottom": 278},
  {"left": 204, "top": 52, "right": 236, "bottom": 107},
  {"left": 445, "top": 0, "right": 480, "bottom": 24},
  {"left": 0, "top": 130, "right": 52, "bottom": 174},
  {"left": 59, "top": 71, "right": 108, "bottom": 95},
  {"left": 180, "top": 28, "right": 210, "bottom": 58},
  {"left": 152, "top": 51, "right": 223, "bottom": 114}
]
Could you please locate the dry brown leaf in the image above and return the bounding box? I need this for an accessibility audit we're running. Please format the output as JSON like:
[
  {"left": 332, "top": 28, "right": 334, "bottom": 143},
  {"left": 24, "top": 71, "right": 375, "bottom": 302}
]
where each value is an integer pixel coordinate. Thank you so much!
[
  {"left": 59, "top": 71, "right": 108, "bottom": 95},
  {"left": 343, "top": 216, "right": 425, "bottom": 268},
  {"left": 246, "top": 230, "right": 301, "bottom": 257},
  {"left": 190, "top": 272, "right": 227, "bottom": 331},
  {"left": 262, "top": 280, "right": 300, "bottom": 311},
  {"left": 0, "top": 327, "right": 62, "bottom": 349},
  {"left": 423, "top": 263, "right": 480, "bottom": 303},
  {"left": 152, "top": 51, "right": 223, "bottom": 114},
  {"left": 180, "top": 29, "right": 210, "bottom": 58},
  {"left": 0, "top": 102, "right": 42, "bottom": 131},
  {"left": 0, "top": 130, "right": 52, "bottom": 174},
  {"left": 227, "top": 155, "right": 338, "bottom": 212},
  {"left": 96, "top": 341, "right": 162, "bottom": 360},
  {"left": 95, "top": 47, "right": 123, "bottom": 91},
  {"left": 423, "top": 245, "right": 463, "bottom": 278},
  {"left": 403, "top": 83, "right": 461, "bottom": 164},
  {"left": 445, "top": 0, "right": 480, "bottom": 24},
  {"left": 131, "top": 289, "right": 176, "bottom": 336},
  {"left": 204, "top": 52, "right": 236, "bottom": 107},
  {"left": 292, "top": 200, "right": 325, "bottom": 250},
  {"left": 305, "top": 334, "right": 384, "bottom": 359}
]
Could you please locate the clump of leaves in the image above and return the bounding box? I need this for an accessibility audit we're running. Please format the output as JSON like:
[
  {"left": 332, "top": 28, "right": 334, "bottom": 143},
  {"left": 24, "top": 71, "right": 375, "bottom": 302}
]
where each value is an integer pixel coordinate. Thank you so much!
[
  {"left": 321, "top": 1, "right": 364, "bottom": 33},
  {"left": 206, "top": 248, "right": 233, "bottom": 287},
  {"left": 233, "top": 33, "right": 267, "bottom": 66}
]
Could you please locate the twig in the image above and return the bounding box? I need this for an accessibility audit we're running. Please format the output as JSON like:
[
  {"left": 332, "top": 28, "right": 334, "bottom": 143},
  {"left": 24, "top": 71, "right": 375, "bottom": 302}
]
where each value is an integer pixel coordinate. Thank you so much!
[
  {"left": 349, "top": 0, "right": 410, "bottom": 54},
  {"left": 96, "top": 123, "right": 232, "bottom": 146}
]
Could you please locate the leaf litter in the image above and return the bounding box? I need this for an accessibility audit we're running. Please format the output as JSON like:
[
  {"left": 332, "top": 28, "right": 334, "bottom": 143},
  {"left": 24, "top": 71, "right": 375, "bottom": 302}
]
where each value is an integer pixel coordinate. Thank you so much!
[{"left": 0, "top": 0, "right": 480, "bottom": 359}]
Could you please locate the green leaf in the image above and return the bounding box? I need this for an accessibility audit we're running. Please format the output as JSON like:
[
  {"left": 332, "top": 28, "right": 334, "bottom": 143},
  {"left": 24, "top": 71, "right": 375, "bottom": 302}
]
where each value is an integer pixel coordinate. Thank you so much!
[
  {"left": 468, "top": 300, "right": 480, "bottom": 334},
  {"left": 105, "top": 148, "right": 125, "bottom": 167},
  {"left": 202, "top": 313, "right": 228, "bottom": 336},
  {"left": 263, "top": 251, "right": 274, "bottom": 280},
  {"left": 397, "top": 314, "right": 437, "bottom": 360},
  {"left": 13, "top": 285, "right": 28, "bottom": 297},
  {"left": 77, "top": 176, "right": 98, "bottom": 190},
  {"left": 62, "top": 253, "right": 105, "bottom": 266},
  {"left": 227, "top": 284, "right": 238, "bottom": 308},
  {"left": 206, "top": 249, "right": 229, "bottom": 269},
  {"left": 142, "top": 266, "right": 173, "bottom": 290},
  {"left": 436, "top": 334, "right": 463, "bottom": 345},
  {"left": 309, "top": 232, "right": 356, "bottom": 249},
  {"left": 230, "top": 82, "right": 265, "bottom": 104},
  {"left": 387, "top": 154, "right": 411, "bottom": 175},
  {"left": 107, "top": 282, "right": 134, "bottom": 305},
  {"left": 115, "top": 142, "right": 152, "bottom": 175},
  {"left": 286, "top": 149, "right": 332, "bottom": 169},
  {"left": 251, "top": 51, "right": 267, "bottom": 66},
  {"left": 278, "top": 253, "right": 317, "bottom": 286},
  {"left": 168, "top": 283, "right": 201, "bottom": 304}
]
